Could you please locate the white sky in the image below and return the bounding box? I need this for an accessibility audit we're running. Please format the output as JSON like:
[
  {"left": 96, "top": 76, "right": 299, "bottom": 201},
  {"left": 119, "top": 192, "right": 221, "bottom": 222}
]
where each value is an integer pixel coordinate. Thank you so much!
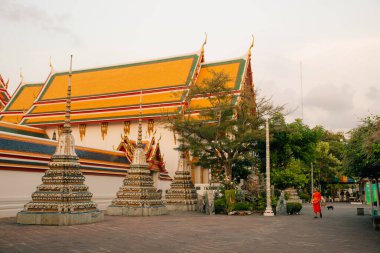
[{"left": 1, "top": 0, "right": 379, "bottom": 132}]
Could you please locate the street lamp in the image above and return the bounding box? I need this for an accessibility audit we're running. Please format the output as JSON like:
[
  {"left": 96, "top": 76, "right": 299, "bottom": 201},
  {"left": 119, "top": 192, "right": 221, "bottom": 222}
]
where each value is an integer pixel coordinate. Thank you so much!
[{"left": 263, "top": 117, "right": 274, "bottom": 216}]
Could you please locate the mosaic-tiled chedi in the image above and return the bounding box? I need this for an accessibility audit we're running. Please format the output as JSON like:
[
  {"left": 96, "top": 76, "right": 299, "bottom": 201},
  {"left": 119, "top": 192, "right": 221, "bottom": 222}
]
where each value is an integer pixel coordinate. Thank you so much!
[
  {"left": 107, "top": 99, "right": 167, "bottom": 216},
  {"left": 165, "top": 151, "right": 198, "bottom": 211},
  {"left": 16, "top": 56, "right": 104, "bottom": 225}
]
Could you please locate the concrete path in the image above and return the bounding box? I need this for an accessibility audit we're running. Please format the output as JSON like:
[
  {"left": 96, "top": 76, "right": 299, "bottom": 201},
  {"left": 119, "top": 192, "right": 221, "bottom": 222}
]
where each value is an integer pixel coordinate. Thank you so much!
[{"left": 0, "top": 203, "right": 378, "bottom": 253}]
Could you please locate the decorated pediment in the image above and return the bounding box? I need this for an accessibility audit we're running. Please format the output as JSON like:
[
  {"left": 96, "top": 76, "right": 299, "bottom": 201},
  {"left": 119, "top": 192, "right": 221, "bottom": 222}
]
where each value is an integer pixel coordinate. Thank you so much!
[{"left": 117, "top": 133, "right": 171, "bottom": 181}]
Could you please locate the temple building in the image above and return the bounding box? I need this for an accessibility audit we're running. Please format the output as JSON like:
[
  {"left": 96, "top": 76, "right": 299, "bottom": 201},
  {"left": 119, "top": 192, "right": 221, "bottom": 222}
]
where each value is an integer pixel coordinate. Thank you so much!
[{"left": 0, "top": 41, "right": 254, "bottom": 216}]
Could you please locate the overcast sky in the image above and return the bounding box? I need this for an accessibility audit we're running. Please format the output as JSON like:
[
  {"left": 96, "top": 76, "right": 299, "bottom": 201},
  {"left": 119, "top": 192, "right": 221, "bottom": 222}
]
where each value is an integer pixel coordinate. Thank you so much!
[{"left": 1, "top": 0, "right": 379, "bottom": 133}]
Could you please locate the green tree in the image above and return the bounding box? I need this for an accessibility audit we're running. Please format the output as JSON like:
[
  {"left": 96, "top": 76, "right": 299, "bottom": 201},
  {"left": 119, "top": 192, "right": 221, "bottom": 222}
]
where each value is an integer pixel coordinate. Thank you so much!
[
  {"left": 272, "top": 159, "right": 309, "bottom": 189},
  {"left": 344, "top": 116, "right": 380, "bottom": 178},
  {"left": 260, "top": 117, "right": 321, "bottom": 190},
  {"left": 169, "top": 70, "right": 282, "bottom": 188}
]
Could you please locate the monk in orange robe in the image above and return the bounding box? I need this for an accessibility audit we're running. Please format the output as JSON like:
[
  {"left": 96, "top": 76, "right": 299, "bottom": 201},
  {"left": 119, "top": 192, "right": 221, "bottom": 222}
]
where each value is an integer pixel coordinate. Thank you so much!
[{"left": 312, "top": 188, "right": 322, "bottom": 218}]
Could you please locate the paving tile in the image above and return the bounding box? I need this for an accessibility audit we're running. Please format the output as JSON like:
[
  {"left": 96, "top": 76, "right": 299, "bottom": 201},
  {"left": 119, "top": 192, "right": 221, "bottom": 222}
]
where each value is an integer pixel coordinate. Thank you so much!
[{"left": 0, "top": 204, "right": 379, "bottom": 253}]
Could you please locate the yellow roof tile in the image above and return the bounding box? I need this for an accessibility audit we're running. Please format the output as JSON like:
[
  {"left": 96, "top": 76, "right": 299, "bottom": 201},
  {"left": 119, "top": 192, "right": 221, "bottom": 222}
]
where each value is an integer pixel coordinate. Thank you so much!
[
  {"left": 194, "top": 59, "right": 246, "bottom": 90},
  {"left": 5, "top": 83, "right": 43, "bottom": 111},
  {"left": 21, "top": 55, "right": 250, "bottom": 125},
  {"left": 30, "top": 90, "right": 184, "bottom": 114},
  {"left": 0, "top": 115, "right": 21, "bottom": 124},
  {"left": 39, "top": 55, "right": 199, "bottom": 101}
]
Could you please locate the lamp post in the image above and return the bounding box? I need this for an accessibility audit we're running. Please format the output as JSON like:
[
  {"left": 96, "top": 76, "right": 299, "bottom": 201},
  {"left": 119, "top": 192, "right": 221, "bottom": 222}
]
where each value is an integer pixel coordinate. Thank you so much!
[{"left": 263, "top": 117, "right": 274, "bottom": 216}]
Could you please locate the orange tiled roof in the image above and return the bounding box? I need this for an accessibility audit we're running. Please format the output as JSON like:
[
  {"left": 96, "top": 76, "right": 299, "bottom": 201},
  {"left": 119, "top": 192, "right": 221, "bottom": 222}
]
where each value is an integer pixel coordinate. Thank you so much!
[
  {"left": 22, "top": 54, "right": 201, "bottom": 126},
  {"left": 21, "top": 52, "right": 252, "bottom": 126},
  {"left": 187, "top": 58, "right": 247, "bottom": 111},
  {"left": 0, "top": 83, "right": 43, "bottom": 124}
]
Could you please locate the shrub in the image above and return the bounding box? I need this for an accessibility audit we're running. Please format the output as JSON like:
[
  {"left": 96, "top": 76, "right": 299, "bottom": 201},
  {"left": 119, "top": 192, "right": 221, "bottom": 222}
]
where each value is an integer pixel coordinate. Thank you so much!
[
  {"left": 234, "top": 202, "right": 252, "bottom": 211},
  {"left": 225, "top": 189, "right": 236, "bottom": 213},
  {"left": 215, "top": 199, "right": 227, "bottom": 214},
  {"left": 298, "top": 192, "right": 310, "bottom": 202},
  {"left": 286, "top": 202, "right": 302, "bottom": 215},
  {"left": 252, "top": 195, "right": 266, "bottom": 212}
]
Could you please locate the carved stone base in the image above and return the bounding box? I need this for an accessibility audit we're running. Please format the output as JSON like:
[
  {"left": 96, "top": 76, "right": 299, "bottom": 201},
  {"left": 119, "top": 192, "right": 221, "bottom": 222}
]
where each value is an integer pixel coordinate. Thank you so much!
[
  {"left": 16, "top": 210, "right": 104, "bottom": 226},
  {"left": 263, "top": 207, "right": 275, "bottom": 217},
  {"left": 106, "top": 205, "right": 168, "bottom": 216},
  {"left": 166, "top": 204, "right": 197, "bottom": 212}
]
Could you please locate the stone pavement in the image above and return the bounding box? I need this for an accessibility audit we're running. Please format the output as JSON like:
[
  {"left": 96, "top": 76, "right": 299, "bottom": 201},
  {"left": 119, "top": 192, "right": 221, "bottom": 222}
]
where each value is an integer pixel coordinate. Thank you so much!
[{"left": 0, "top": 203, "right": 379, "bottom": 253}]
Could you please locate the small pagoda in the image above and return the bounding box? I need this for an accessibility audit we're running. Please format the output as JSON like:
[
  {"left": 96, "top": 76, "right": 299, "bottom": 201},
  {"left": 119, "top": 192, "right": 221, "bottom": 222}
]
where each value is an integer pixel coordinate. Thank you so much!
[
  {"left": 165, "top": 151, "right": 198, "bottom": 211},
  {"left": 16, "top": 56, "right": 104, "bottom": 225},
  {"left": 107, "top": 93, "right": 167, "bottom": 216}
]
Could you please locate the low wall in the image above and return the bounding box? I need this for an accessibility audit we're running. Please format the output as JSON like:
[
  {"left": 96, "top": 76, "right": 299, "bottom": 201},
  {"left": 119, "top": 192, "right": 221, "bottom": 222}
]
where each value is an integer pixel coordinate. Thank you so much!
[
  {"left": 0, "top": 170, "right": 173, "bottom": 218},
  {"left": 0, "top": 170, "right": 122, "bottom": 218}
]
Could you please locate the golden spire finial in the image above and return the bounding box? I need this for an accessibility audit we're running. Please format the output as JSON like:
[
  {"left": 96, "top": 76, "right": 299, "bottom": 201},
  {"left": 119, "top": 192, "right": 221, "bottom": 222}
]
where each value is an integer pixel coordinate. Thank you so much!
[
  {"left": 201, "top": 32, "right": 207, "bottom": 54},
  {"left": 49, "top": 56, "right": 54, "bottom": 73},
  {"left": 248, "top": 34, "right": 254, "bottom": 57},
  {"left": 63, "top": 55, "right": 73, "bottom": 131},
  {"left": 137, "top": 89, "right": 143, "bottom": 148}
]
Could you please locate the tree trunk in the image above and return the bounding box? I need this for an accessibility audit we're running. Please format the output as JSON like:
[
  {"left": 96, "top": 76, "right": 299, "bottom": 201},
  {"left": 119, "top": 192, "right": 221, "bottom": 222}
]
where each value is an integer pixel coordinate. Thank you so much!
[{"left": 224, "top": 161, "right": 233, "bottom": 189}]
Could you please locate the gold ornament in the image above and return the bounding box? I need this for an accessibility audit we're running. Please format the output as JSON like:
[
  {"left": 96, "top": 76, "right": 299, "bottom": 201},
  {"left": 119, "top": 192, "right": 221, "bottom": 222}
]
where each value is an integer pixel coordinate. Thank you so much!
[
  {"left": 101, "top": 122, "right": 108, "bottom": 140},
  {"left": 124, "top": 121, "right": 130, "bottom": 136},
  {"left": 79, "top": 124, "right": 86, "bottom": 141}
]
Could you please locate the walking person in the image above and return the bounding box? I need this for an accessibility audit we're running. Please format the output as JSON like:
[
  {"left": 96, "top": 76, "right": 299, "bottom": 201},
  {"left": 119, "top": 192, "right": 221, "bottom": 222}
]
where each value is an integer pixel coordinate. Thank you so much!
[{"left": 312, "top": 188, "right": 322, "bottom": 218}]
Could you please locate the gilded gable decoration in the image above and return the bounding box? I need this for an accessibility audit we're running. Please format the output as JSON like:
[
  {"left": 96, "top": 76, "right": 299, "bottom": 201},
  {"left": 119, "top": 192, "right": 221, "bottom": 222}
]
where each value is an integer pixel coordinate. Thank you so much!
[
  {"left": 79, "top": 124, "right": 86, "bottom": 141},
  {"left": 101, "top": 122, "right": 108, "bottom": 140}
]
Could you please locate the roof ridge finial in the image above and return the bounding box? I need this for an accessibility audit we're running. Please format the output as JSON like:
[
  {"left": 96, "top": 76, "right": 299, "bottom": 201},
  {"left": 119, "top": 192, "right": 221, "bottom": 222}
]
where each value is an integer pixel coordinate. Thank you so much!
[
  {"left": 49, "top": 56, "right": 54, "bottom": 73},
  {"left": 20, "top": 68, "right": 24, "bottom": 84},
  {"left": 63, "top": 55, "right": 73, "bottom": 132},
  {"left": 137, "top": 89, "right": 143, "bottom": 148},
  {"left": 201, "top": 32, "right": 207, "bottom": 54},
  {"left": 5, "top": 78, "right": 9, "bottom": 89},
  {"left": 248, "top": 34, "right": 254, "bottom": 57}
]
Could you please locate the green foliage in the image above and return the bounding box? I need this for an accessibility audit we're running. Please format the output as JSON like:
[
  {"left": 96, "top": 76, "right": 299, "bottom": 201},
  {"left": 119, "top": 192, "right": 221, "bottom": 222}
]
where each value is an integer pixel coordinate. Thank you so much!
[
  {"left": 262, "top": 118, "right": 320, "bottom": 172},
  {"left": 234, "top": 202, "right": 252, "bottom": 211},
  {"left": 286, "top": 202, "right": 302, "bottom": 214},
  {"left": 269, "top": 122, "right": 346, "bottom": 193},
  {"left": 344, "top": 116, "right": 380, "bottom": 178},
  {"left": 225, "top": 189, "right": 236, "bottom": 212},
  {"left": 214, "top": 198, "right": 227, "bottom": 214},
  {"left": 298, "top": 192, "right": 311, "bottom": 202},
  {"left": 252, "top": 195, "right": 266, "bottom": 212},
  {"left": 168, "top": 70, "right": 283, "bottom": 188},
  {"left": 314, "top": 139, "right": 344, "bottom": 188},
  {"left": 272, "top": 159, "right": 309, "bottom": 189}
]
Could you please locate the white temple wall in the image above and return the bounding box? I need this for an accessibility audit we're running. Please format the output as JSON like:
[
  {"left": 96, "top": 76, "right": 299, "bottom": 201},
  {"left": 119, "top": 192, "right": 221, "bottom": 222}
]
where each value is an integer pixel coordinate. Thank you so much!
[
  {"left": 0, "top": 170, "right": 124, "bottom": 218},
  {"left": 44, "top": 120, "right": 180, "bottom": 177},
  {"left": 42, "top": 120, "right": 207, "bottom": 201}
]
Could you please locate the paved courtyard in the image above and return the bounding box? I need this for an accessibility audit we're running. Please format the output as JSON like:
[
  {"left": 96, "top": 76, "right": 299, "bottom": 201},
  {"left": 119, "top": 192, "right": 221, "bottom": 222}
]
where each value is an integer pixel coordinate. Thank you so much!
[{"left": 0, "top": 203, "right": 379, "bottom": 253}]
